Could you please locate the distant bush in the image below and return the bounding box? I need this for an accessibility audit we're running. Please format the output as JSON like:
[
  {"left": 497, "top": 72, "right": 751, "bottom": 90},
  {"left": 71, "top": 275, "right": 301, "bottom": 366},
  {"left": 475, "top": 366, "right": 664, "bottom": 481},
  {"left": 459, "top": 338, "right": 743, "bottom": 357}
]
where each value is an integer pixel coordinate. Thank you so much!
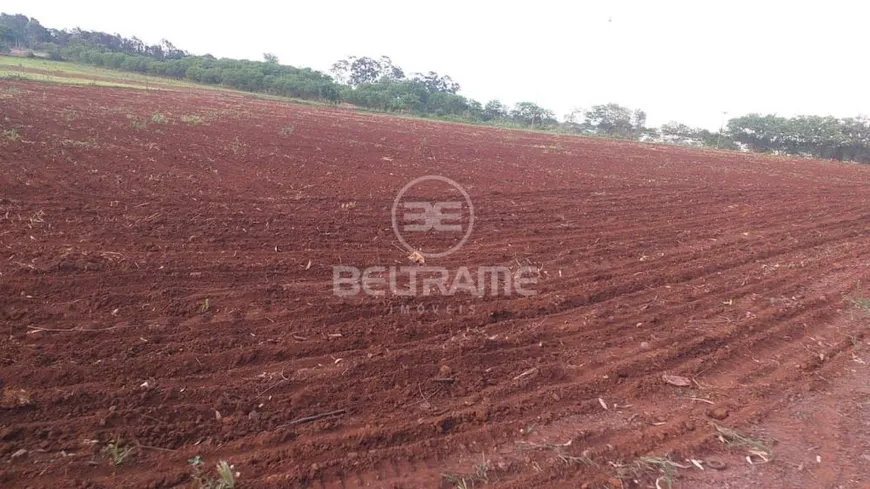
[
  {"left": 36, "top": 42, "right": 62, "bottom": 60},
  {"left": 57, "top": 45, "right": 341, "bottom": 103}
]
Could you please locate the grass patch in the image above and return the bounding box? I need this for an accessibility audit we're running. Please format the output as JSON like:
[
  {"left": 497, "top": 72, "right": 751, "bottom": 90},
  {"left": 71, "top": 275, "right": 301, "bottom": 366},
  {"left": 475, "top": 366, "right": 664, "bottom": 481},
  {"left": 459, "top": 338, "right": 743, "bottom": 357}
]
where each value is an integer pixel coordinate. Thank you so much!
[
  {"left": 851, "top": 296, "right": 870, "bottom": 314},
  {"left": 442, "top": 473, "right": 474, "bottom": 489},
  {"left": 61, "top": 108, "right": 79, "bottom": 121},
  {"left": 189, "top": 457, "right": 237, "bottom": 489},
  {"left": 128, "top": 116, "right": 148, "bottom": 131},
  {"left": 635, "top": 457, "right": 684, "bottom": 489},
  {"left": 182, "top": 114, "right": 205, "bottom": 125},
  {"left": 151, "top": 112, "right": 169, "bottom": 124},
  {"left": 3, "top": 128, "right": 20, "bottom": 142},
  {"left": 515, "top": 439, "right": 597, "bottom": 468},
  {"left": 229, "top": 137, "right": 245, "bottom": 155},
  {"left": 441, "top": 453, "right": 490, "bottom": 488},
  {"left": 847, "top": 281, "right": 870, "bottom": 315},
  {"left": 0, "top": 56, "right": 194, "bottom": 89},
  {"left": 104, "top": 440, "right": 134, "bottom": 466},
  {"left": 615, "top": 456, "right": 688, "bottom": 489},
  {"left": 0, "top": 69, "right": 148, "bottom": 89},
  {"left": 714, "top": 424, "right": 773, "bottom": 459}
]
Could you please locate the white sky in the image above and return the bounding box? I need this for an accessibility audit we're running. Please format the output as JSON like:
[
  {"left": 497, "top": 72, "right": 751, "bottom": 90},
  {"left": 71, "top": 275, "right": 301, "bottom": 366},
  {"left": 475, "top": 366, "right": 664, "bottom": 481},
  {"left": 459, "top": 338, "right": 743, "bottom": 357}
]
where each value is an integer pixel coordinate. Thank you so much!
[{"left": 16, "top": 0, "right": 870, "bottom": 129}]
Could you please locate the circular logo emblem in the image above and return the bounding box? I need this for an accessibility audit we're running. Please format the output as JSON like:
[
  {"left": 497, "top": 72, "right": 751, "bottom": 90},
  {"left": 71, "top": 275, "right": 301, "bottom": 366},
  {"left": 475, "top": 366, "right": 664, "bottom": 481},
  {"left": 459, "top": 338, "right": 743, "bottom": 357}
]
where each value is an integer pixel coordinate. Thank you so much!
[{"left": 391, "top": 175, "right": 474, "bottom": 258}]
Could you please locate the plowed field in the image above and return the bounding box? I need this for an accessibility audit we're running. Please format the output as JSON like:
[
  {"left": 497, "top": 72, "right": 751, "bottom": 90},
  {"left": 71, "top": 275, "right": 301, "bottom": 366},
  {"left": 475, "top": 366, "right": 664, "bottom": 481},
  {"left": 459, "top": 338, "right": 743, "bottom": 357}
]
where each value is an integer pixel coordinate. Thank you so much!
[{"left": 1, "top": 81, "right": 869, "bottom": 488}]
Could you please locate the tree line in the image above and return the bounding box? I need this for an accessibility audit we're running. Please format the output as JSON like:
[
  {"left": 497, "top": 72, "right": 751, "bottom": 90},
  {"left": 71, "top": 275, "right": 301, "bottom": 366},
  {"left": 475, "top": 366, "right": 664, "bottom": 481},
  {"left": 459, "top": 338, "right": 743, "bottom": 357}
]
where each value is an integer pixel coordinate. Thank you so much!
[
  {"left": 2, "top": 12, "right": 869, "bottom": 164},
  {"left": 0, "top": 13, "right": 338, "bottom": 100}
]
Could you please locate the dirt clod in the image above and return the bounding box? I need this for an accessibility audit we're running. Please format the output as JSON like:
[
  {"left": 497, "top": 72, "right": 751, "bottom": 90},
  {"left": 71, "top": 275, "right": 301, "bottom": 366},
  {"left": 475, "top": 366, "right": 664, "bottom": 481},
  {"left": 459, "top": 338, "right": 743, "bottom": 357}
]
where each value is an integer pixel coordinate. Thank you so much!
[
  {"left": 438, "top": 365, "right": 453, "bottom": 378},
  {"left": 707, "top": 407, "right": 730, "bottom": 420},
  {"left": 662, "top": 374, "right": 692, "bottom": 387},
  {"left": 0, "top": 388, "right": 32, "bottom": 408},
  {"left": 407, "top": 251, "right": 425, "bottom": 264}
]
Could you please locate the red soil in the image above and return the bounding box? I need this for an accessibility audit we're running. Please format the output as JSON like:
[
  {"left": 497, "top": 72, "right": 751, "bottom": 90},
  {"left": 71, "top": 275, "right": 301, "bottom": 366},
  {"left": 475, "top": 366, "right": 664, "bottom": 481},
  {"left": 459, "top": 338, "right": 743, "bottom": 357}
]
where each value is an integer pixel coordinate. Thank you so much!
[{"left": 1, "top": 81, "right": 869, "bottom": 488}]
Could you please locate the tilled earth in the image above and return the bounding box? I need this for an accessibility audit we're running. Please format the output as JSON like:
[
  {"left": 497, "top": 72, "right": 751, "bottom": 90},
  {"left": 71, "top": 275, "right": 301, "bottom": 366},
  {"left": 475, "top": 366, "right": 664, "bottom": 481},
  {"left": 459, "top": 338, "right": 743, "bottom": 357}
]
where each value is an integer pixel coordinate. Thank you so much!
[{"left": 1, "top": 81, "right": 869, "bottom": 488}]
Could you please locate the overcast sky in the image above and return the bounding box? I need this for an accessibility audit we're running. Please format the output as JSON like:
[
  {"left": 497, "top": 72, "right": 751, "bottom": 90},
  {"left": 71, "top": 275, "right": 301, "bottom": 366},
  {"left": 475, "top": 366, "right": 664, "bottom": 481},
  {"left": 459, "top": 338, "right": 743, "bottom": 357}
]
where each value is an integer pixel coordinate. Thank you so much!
[{"left": 16, "top": 1, "right": 870, "bottom": 128}]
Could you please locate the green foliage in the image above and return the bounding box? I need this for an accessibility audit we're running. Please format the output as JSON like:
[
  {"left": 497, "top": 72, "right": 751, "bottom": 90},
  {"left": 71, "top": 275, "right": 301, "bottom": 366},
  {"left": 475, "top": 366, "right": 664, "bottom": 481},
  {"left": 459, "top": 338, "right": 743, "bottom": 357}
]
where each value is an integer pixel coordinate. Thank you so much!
[
  {"left": 847, "top": 281, "right": 870, "bottom": 315},
  {"left": 58, "top": 46, "right": 340, "bottom": 101},
  {"left": 580, "top": 103, "right": 648, "bottom": 140},
  {"left": 727, "top": 114, "right": 788, "bottom": 153},
  {"left": 104, "top": 440, "right": 134, "bottom": 466},
  {"left": 129, "top": 117, "right": 148, "bottom": 131},
  {"left": 190, "top": 457, "right": 237, "bottom": 489},
  {"left": 181, "top": 114, "right": 205, "bottom": 125},
  {"left": 35, "top": 41, "right": 61, "bottom": 59},
  {"left": 330, "top": 56, "right": 475, "bottom": 117},
  {"left": 340, "top": 78, "right": 472, "bottom": 117},
  {"left": 214, "top": 461, "right": 236, "bottom": 489},
  {"left": 0, "top": 13, "right": 551, "bottom": 129},
  {"left": 413, "top": 71, "right": 460, "bottom": 94},
  {"left": 0, "top": 11, "right": 337, "bottom": 103},
  {"left": 2, "top": 128, "right": 20, "bottom": 141},
  {"left": 727, "top": 114, "right": 870, "bottom": 162},
  {"left": 511, "top": 102, "right": 557, "bottom": 127},
  {"left": 330, "top": 55, "right": 404, "bottom": 86},
  {"left": 0, "top": 14, "right": 51, "bottom": 49},
  {"left": 151, "top": 112, "right": 168, "bottom": 124},
  {"left": 0, "top": 25, "right": 12, "bottom": 46},
  {"left": 483, "top": 100, "right": 508, "bottom": 121},
  {"left": 660, "top": 121, "right": 738, "bottom": 150}
]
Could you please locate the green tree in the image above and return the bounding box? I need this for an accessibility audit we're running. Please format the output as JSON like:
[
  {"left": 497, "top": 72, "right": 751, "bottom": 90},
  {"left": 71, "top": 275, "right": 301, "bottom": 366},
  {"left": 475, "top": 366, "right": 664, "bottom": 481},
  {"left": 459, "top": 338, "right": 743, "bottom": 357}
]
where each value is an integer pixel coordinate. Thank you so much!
[
  {"left": 0, "top": 25, "right": 13, "bottom": 46},
  {"left": 466, "top": 100, "right": 484, "bottom": 120},
  {"left": 331, "top": 56, "right": 407, "bottom": 86},
  {"left": 582, "top": 103, "right": 647, "bottom": 140},
  {"left": 377, "top": 56, "right": 404, "bottom": 82},
  {"left": 660, "top": 121, "right": 696, "bottom": 145},
  {"left": 412, "top": 71, "right": 460, "bottom": 94},
  {"left": 0, "top": 14, "right": 29, "bottom": 47},
  {"left": 348, "top": 57, "right": 381, "bottom": 86},
  {"left": 483, "top": 100, "right": 508, "bottom": 121},
  {"left": 726, "top": 114, "right": 789, "bottom": 153},
  {"left": 659, "top": 122, "right": 737, "bottom": 150},
  {"left": 840, "top": 117, "right": 870, "bottom": 162},
  {"left": 783, "top": 115, "right": 844, "bottom": 159},
  {"left": 511, "top": 102, "right": 556, "bottom": 127}
]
